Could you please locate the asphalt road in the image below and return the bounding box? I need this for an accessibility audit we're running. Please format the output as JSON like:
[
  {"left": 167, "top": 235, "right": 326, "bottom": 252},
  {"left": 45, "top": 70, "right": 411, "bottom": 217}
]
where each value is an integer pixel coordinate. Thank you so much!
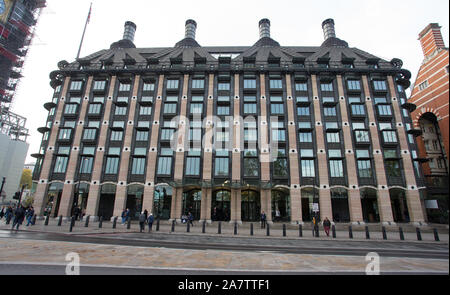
[{"left": 1, "top": 229, "right": 448, "bottom": 260}]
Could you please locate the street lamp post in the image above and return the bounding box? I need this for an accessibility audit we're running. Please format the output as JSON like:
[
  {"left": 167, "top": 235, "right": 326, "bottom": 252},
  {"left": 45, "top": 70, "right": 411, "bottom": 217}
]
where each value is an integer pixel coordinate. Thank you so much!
[
  {"left": 0, "top": 177, "right": 6, "bottom": 203},
  {"left": 74, "top": 157, "right": 88, "bottom": 218}
]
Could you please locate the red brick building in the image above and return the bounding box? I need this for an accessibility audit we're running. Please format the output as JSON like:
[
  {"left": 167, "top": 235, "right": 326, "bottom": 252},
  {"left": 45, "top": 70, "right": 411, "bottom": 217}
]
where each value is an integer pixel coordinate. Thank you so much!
[{"left": 409, "top": 23, "right": 449, "bottom": 223}]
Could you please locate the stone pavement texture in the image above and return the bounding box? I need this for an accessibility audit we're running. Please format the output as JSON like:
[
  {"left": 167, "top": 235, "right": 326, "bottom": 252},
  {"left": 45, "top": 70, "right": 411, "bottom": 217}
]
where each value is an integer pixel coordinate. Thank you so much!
[{"left": 0, "top": 238, "right": 448, "bottom": 274}]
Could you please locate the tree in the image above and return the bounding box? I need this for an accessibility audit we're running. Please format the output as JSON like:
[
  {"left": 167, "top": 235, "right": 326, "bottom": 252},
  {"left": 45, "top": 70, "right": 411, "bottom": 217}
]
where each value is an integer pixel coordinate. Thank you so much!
[{"left": 20, "top": 169, "right": 32, "bottom": 189}]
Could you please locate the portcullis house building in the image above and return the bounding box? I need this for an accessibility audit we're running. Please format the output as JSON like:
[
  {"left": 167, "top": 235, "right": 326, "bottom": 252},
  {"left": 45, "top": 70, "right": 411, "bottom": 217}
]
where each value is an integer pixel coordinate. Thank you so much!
[{"left": 31, "top": 18, "right": 427, "bottom": 225}]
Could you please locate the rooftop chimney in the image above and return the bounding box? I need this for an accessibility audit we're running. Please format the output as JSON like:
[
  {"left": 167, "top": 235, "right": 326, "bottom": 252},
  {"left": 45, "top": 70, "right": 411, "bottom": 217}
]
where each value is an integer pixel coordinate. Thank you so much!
[
  {"left": 123, "top": 21, "right": 137, "bottom": 42},
  {"left": 259, "top": 18, "right": 271, "bottom": 38},
  {"left": 185, "top": 19, "right": 197, "bottom": 39},
  {"left": 418, "top": 23, "right": 445, "bottom": 58},
  {"left": 322, "top": 18, "right": 336, "bottom": 40}
]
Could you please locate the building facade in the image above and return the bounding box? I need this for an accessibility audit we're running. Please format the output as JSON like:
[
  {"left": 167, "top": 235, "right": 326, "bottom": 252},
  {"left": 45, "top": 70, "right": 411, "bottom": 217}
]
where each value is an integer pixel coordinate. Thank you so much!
[
  {"left": 32, "top": 18, "right": 426, "bottom": 225},
  {"left": 408, "top": 23, "right": 449, "bottom": 224}
]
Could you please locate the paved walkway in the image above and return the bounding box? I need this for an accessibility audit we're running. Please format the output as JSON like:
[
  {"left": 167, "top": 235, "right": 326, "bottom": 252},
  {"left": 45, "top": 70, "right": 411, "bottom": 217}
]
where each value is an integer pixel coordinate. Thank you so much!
[{"left": 1, "top": 219, "right": 448, "bottom": 242}]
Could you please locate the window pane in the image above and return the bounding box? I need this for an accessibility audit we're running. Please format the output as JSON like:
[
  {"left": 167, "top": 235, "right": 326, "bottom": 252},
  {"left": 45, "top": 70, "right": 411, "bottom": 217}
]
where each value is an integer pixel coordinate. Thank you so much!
[
  {"left": 105, "top": 157, "right": 119, "bottom": 174},
  {"left": 301, "top": 160, "right": 315, "bottom": 177},
  {"left": 329, "top": 160, "right": 344, "bottom": 177},
  {"left": 131, "top": 158, "right": 146, "bottom": 175}
]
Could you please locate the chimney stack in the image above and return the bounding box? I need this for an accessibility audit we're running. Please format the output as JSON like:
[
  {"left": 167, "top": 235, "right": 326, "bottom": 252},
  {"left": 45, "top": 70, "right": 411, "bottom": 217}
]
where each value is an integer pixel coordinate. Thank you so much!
[
  {"left": 185, "top": 19, "right": 197, "bottom": 39},
  {"left": 322, "top": 18, "right": 336, "bottom": 40},
  {"left": 259, "top": 18, "right": 271, "bottom": 39},
  {"left": 419, "top": 23, "right": 445, "bottom": 58},
  {"left": 123, "top": 21, "right": 137, "bottom": 42}
]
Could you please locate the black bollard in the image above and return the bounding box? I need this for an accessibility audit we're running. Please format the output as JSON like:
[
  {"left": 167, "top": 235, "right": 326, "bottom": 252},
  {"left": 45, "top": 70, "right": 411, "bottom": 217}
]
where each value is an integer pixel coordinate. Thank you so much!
[
  {"left": 365, "top": 226, "right": 370, "bottom": 239},
  {"left": 416, "top": 227, "right": 422, "bottom": 241},
  {"left": 349, "top": 225, "right": 353, "bottom": 239},
  {"left": 433, "top": 228, "right": 440, "bottom": 241},
  {"left": 112, "top": 216, "right": 117, "bottom": 229},
  {"left": 218, "top": 221, "right": 221, "bottom": 234},
  {"left": 234, "top": 222, "right": 237, "bottom": 235},
  {"left": 57, "top": 215, "right": 62, "bottom": 226},
  {"left": 187, "top": 220, "right": 190, "bottom": 232},
  {"left": 382, "top": 226, "right": 387, "bottom": 240},
  {"left": 202, "top": 220, "right": 206, "bottom": 234},
  {"left": 332, "top": 225, "right": 336, "bottom": 238},
  {"left": 250, "top": 223, "right": 254, "bottom": 236},
  {"left": 399, "top": 227, "right": 404, "bottom": 240},
  {"left": 69, "top": 216, "right": 75, "bottom": 232},
  {"left": 84, "top": 215, "right": 90, "bottom": 227},
  {"left": 314, "top": 225, "right": 319, "bottom": 238},
  {"left": 44, "top": 215, "right": 49, "bottom": 226},
  {"left": 99, "top": 216, "right": 103, "bottom": 228},
  {"left": 266, "top": 223, "right": 270, "bottom": 236},
  {"left": 283, "top": 224, "right": 286, "bottom": 237},
  {"left": 32, "top": 214, "right": 37, "bottom": 226},
  {"left": 156, "top": 218, "right": 160, "bottom": 231},
  {"left": 171, "top": 220, "right": 175, "bottom": 232},
  {"left": 299, "top": 224, "right": 303, "bottom": 237}
]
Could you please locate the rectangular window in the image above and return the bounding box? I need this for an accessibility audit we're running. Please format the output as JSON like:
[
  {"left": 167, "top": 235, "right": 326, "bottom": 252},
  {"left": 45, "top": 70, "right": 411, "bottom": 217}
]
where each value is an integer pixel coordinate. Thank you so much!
[
  {"left": 418, "top": 80, "right": 428, "bottom": 91},
  {"left": 300, "top": 149, "right": 314, "bottom": 158},
  {"left": 329, "top": 160, "right": 344, "bottom": 177},
  {"left": 136, "top": 131, "right": 149, "bottom": 141},
  {"left": 357, "top": 160, "right": 372, "bottom": 178},
  {"left": 64, "top": 104, "right": 77, "bottom": 114},
  {"left": 351, "top": 104, "right": 365, "bottom": 116},
  {"left": 141, "top": 96, "right": 153, "bottom": 103},
  {"left": 243, "top": 149, "right": 259, "bottom": 177},
  {"left": 347, "top": 80, "right": 361, "bottom": 90},
  {"left": 272, "top": 129, "right": 286, "bottom": 141},
  {"left": 352, "top": 122, "right": 366, "bottom": 130},
  {"left": 216, "top": 131, "right": 229, "bottom": 142},
  {"left": 79, "top": 157, "right": 94, "bottom": 174},
  {"left": 373, "top": 97, "right": 387, "bottom": 104},
  {"left": 164, "top": 103, "right": 177, "bottom": 114},
  {"left": 271, "top": 103, "right": 284, "bottom": 114},
  {"left": 244, "top": 79, "right": 256, "bottom": 89},
  {"left": 161, "top": 129, "right": 175, "bottom": 141},
  {"left": 218, "top": 83, "right": 230, "bottom": 91},
  {"left": 215, "top": 150, "right": 229, "bottom": 177},
  {"left": 105, "top": 157, "right": 119, "bottom": 174},
  {"left": 185, "top": 157, "right": 201, "bottom": 176},
  {"left": 157, "top": 155, "right": 173, "bottom": 175},
  {"left": 301, "top": 160, "right": 315, "bottom": 177},
  {"left": 53, "top": 157, "right": 68, "bottom": 173},
  {"left": 295, "top": 82, "right": 308, "bottom": 91},
  {"left": 348, "top": 96, "right": 361, "bottom": 104},
  {"left": 115, "top": 106, "right": 127, "bottom": 116},
  {"left": 326, "top": 132, "right": 340, "bottom": 143},
  {"left": 324, "top": 107, "right": 337, "bottom": 116},
  {"left": 166, "top": 96, "right": 179, "bottom": 102},
  {"left": 298, "top": 122, "right": 311, "bottom": 129},
  {"left": 297, "top": 107, "right": 310, "bottom": 116},
  {"left": 117, "top": 96, "right": 129, "bottom": 104},
  {"left": 93, "top": 80, "right": 106, "bottom": 91},
  {"left": 273, "top": 152, "right": 288, "bottom": 177},
  {"left": 190, "top": 103, "right": 203, "bottom": 114},
  {"left": 119, "top": 83, "right": 131, "bottom": 92},
  {"left": 244, "top": 103, "right": 257, "bottom": 114},
  {"left": 131, "top": 158, "right": 146, "bottom": 175},
  {"left": 70, "top": 81, "right": 83, "bottom": 91},
  {"left": 192, "top": 79, "right": 205, "bottom": 89},
  {"left": 142, "top": 82, "right": 155, "bottom": 91},
  {"left": 373, "top": 80, "right": 387, "bottom": 91},
  {"left": 88, "top": 104, "right": 102, "bottom": 115},
  {"left": 382, "top": 131, "right": 397, "bottom": 143},
  {"left": 244, "top": 129, "right": 258, "bottom": 141},
  {"left": 328, "top": 149, "right": 342, "bottom": 158},
  {"left": 110, "top": 130, "right": 123, "bottom": 141},
  {"left": 217, "top": 106, "right": 230, "bottom": 115},
  {"left": 355, "top": 130, "right": 370, "bottom": 142},
  {"left": 83, "top": 128, "right": 96, "bottom": 140},
  {"left": 93, "top": 96, "right": 105, "bottom": 103},
  {"left": 322, "top": 97, "right": 335, "bottom": 103},
  {"left": 320, "top": 83, "right": 333, "bottom": 92},
  {"left": 378, "top": 105, "right": 392, "bottom": 116},
  {"left": 167, "top": 80, "right": 179, "bottom": 89},
  {"left": 58, "top": 128, "right": 72, "bottom": 140},
  {"left": 218, "top": 96, "right": 230, "bottom": 103},
  {"left": 296, "top": 96, "right": 309, "bottom": 103},
  {"left": 269, "top": 79, "right": 282, "bottom": 89},
  {"left": 139, "top": 106, "right": 152, "bottom": 115},
  {"left": 299, "top": 132, "right": 313, "bottom": 142}
]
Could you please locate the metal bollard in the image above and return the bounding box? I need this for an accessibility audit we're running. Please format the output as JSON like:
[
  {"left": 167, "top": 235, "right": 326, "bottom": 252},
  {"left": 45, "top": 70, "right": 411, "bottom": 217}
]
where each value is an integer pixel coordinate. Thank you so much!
[
  {"left": 299, "top": 224, "right": 303, "bottom": 237},
  {"left": 202, "top": 220, "right": 206, "bottom": 234},
  {"left": 44, "top": 215, "right": 49, "bottom": 226},
  {"left": 234, "top": 222, "right": 237, "bottom": 235},
  {"left": 99, "top": 216, "right": 103, "bottom": 228},
  {"left": 32, "top": 214, "right": 37, "bottom": 226},
  {"left": 85, "top": 215, "right": 90, "bottom": 227},
  {"left": 112, "top": 216, "right": 117, "bottom": 229},
  {"left": 156, "top": 218, "right": 160, "bottom": 231},
  {"left": 171, "top": 220, "right": 175, "bottom": 232},
  {"left": 283, "top": 224, "right": 286, "bottom": 237},
  {"left": 57, "top": 215, "right": 62, "bottom": 226},
  {"left": 250, "top": 223, "right": 254, "bottom": 236},
  {"left": 433, "top": 228, "right": 440, "bottom": 241},
  {"left": 218, "top": 221, "right": 221, "bottom": 234},
  {"left": 315, "top": 225, "right": 319, "bottom": 238},
  {"left": 127, "top": 218, "right": 131, "bottom": 229},
  {"left": 399, "top": 227, "right": 404, "bottom": 240},
  {"left": 266, "top": 223, "right": 270, "bottom": 236},
  {"left": 187, "top": 220, "right": 190, "bottom": 232},
  {"left": 382, "top": 226, "right": 387, "bottom": 240},
  {"left": 69, "top": 216, "right": 75, "bottom": 232},
  {"left": 416, "top": 227, "right": 422, "bottom": 241},
  {"left": 332, "top": 225, "right": 336, "bottom": 238},
  {"left": 349, "top": 225, "right": 353, "bottom": 239},
  {"left": 365, "top": 226, "right": 370, "bottom": 239}
]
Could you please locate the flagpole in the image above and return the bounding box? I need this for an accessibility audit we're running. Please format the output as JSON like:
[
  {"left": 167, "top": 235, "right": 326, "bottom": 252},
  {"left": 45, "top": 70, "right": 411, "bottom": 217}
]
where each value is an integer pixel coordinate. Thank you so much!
[{"left": 76, "top": 2, "right": 92, "bottom": 60}]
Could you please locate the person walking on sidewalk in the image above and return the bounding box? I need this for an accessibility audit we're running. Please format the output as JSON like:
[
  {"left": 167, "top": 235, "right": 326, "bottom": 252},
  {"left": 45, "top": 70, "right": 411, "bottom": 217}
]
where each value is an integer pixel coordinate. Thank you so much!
[
  {"left": 260, "top": 211, "right": 267, "bottom": 229},
  {"left": 147, "top": 213, "right": 154, "bottom": 232},
  {"left": 5, "top": 206, "right": 13, "bottom": 224},
  {"left": 138, "top": 211, "right": 146, "bottom": 232},
  {"left": 188, "top": 212, "right": 194, "bottom": 226},
  {"left": 121, "top": 209, "right": 127, "bottom": 225},
  {"left": 323, "top": 217, "right": 331, "bottom": 237},
  {"left": 26, "top": 207, "right": 35, "bottom": 226},
  {"left": 11, "top": 205, "right": 25, "bottom": 231}
]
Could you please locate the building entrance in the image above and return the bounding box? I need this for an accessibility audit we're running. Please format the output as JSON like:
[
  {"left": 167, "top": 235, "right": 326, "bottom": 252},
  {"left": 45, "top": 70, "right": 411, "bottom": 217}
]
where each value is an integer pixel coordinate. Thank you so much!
[
  {"left": 98, "top": 184, "right": 116, "bottom": 220},
  {"left": 241, "top": 190, "right": 260, "bottom": 222},
  {"left": 153, "top": 185, "right": 172, "bottom": 220},
  {"left": 182, "top": 189, "right": 202, "bottom": 220},
  {"left": 360, "top": 188, "right": 379, "bottom": 223},
  {"left": 212, "top": 190, "right": 230, "bottom": 221},
  {"left": 272, "top": 189, "right": 290, "bottom": 222}
]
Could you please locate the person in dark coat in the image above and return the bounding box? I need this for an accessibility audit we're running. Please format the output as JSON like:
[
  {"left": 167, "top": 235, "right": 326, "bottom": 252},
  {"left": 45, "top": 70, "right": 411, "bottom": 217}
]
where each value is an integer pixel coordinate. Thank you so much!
[
  {"left": 188, "top": 212, "right": 194, "bottom": 226},
  {"left": 147, "top": 213, "right": 154, "bottom": 232},
  {"left": 144, "top": 209, "right": 148, "bottom": 220},
  {"left": 5, "top": 206, "right": 13, "bottom": 224},
  {"left": 0, "top": 207, "right": 5, "bottom": 219},
  {"left": 26, "top": 207, "right": 35, "bottom": 226},
  {"left": 260, "top": 211, "right": 267, "bottom": 229},
  {"left": 12, "top": 206, "right": 25, "bottom": 230},
  {"left": 323, "top": 217, "right": 331, "bottom": 237},
  {"left": 138, "top": 211, "right": 146, "bottom": 232}
]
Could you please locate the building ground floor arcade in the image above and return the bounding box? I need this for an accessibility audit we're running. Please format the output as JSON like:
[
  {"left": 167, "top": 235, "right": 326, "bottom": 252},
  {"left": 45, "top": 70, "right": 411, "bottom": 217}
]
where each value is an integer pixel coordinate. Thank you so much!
[{"left": 32, "top": 181, "right": 428, "bottom": 225}]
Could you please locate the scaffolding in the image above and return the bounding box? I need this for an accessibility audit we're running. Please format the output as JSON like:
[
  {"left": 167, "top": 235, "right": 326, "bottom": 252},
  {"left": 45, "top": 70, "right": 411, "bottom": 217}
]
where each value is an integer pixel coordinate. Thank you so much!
[{"left": 0, "top": 106, "right": 29, "bottom": 141}]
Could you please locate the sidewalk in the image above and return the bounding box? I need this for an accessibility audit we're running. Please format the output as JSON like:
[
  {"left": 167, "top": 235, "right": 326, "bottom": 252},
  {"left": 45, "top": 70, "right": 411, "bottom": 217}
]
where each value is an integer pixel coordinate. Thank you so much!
[{"left": 1, "top": 219, "right": 448, "bottom": 243}]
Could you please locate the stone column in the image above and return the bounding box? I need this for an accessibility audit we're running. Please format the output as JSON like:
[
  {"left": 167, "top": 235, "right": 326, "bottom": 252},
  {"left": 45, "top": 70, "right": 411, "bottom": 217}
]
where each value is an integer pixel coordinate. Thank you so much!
[
  {"left": 86, "top": 76, "right": 117, "bottom": 220},
  {"left": 362, "top": 75, "right": 394, "bottom": 224},
  {"left": 311, "top": 75, "right": 332, "bottom": 221},
  {"left": 34, "top": 77, "right": 71, "bottom": 217},
  {"left": 388, "top": 76, "right": 425, "bottom": 224},
  {"left": 231, "top": 73, "right": 242, "bottom": 224}
]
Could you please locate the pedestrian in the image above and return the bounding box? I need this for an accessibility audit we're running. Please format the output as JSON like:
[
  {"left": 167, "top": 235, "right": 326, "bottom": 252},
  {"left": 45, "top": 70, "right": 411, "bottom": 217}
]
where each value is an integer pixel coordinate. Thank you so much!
[
  {"left": 144, "top": 209, "right": 148, "bottom": 220},
  {"left": 26, "top": 206, "right": 35, "bottom": 226},
  {"left": 73, "top": 207, "right": 81, "bottom": 220},
  {"left": 260, "top": 211, "right": 266, "bottom": 229},
  {"left": 125, "top": 208, "right": 130, "bottom": 224},
  {"left": 188, "top": 212, "right": 194, "bottom": 226},
  {"left": 0, "top": 206, "right": 5, "bottom": 220},
  {"left": 147, "top": 213, "right": 154, "bottom": 232},
  {"left": 12, "top": 205, "right": 25, "bottom": 231},
  {"left": 323, "top": 217, "right": 331, "bottom": 237},
  {"left": 312, "top": 216, "right": 316, "bottom": 236},
  {"left": 212, "top": 207, "right": 217, "bottom": 222},
  {"left": 5, "top": 206, "right": 13, "bottom": 224},
  {"left": 121, "top": 209, "right": 127, "bottom": 224},
  {"left": 138, "top": 211, "right": 146, "bottom": 232},
  {"left": 275, "top": 209, "right": 281, "bottom": 222}
]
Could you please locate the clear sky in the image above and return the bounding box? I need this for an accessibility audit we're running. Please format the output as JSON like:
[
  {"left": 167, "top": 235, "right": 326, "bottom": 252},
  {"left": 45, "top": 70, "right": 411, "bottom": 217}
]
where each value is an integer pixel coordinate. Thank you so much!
[{"left": 12, "top": 0, "right": 449, "bottom": 164}]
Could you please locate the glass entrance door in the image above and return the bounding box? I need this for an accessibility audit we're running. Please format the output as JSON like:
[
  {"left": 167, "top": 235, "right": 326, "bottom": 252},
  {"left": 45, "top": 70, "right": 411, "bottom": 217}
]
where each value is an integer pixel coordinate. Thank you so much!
[
  {"left": 182, "top": 190, "right": 202, "bottom": 220},
  {"left": 241, "top": 190, "right": 260, "bottom": 221},
  {"left": 212, "top": 190, "right": 230, "bottom": 221}
]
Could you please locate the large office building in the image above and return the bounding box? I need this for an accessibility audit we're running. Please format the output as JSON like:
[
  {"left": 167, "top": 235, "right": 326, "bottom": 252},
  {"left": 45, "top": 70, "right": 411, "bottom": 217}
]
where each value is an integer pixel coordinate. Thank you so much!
[
  {"left": 408, "top": 23, "right": 449, "bottom": 224},
  {"left": 32, "top": 18, "right": 427, "bottom": 225}
]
